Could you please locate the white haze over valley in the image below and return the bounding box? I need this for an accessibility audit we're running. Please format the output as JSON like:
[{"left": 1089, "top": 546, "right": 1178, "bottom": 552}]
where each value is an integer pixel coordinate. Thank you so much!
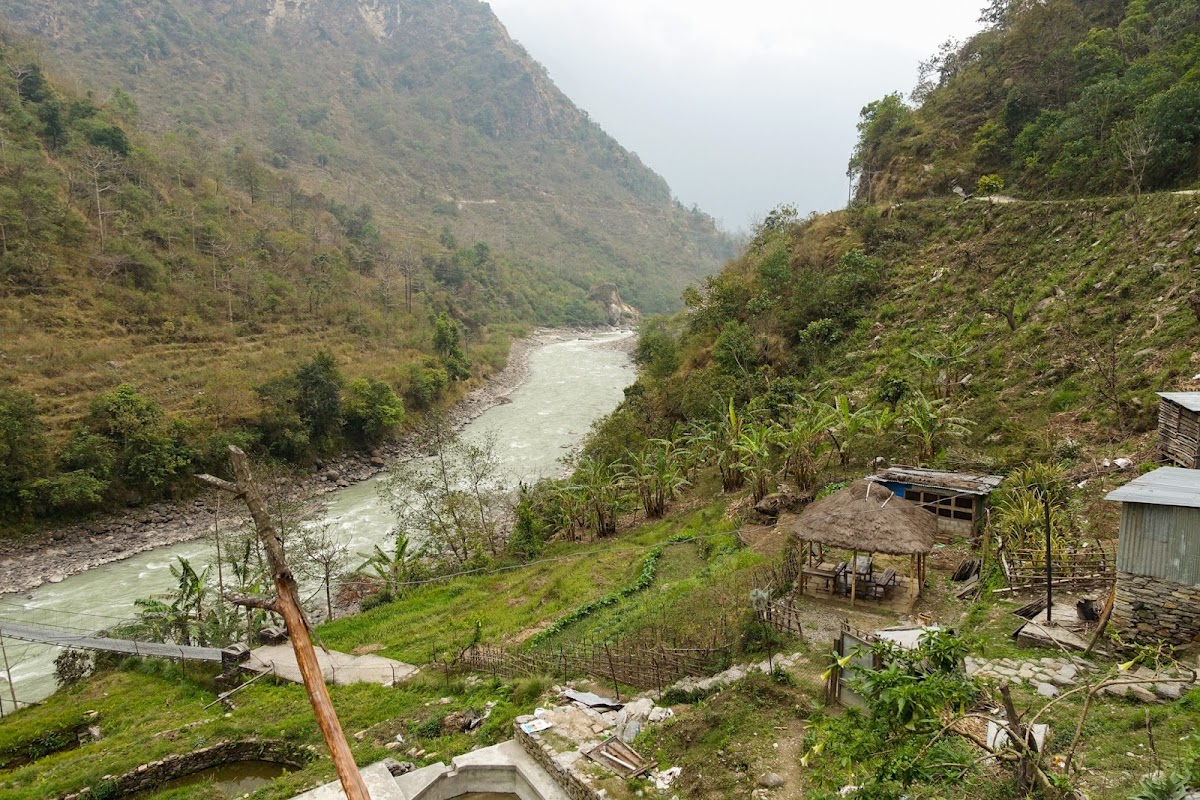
[{"left": 488, "top": 0, "right": 983, "bottom": 231}]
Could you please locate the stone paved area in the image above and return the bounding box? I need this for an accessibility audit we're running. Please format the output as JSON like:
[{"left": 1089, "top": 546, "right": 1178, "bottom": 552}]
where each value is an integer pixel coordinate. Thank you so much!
[{"left": 966, "top": 656, "right": 1197, "bottom": 703}]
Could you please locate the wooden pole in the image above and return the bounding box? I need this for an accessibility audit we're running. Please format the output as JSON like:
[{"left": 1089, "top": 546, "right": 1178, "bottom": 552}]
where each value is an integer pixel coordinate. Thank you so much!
[
  {"left": 0, "top": 636, "right": 15, "bottom": 715},
  {"left": 850, "top": 550, "right": 858, "bottom": 607},
  {"left": 199, "top": 447, "right": 371, "bottom": 800},
  {"left": 1044, "top": 495, "right": 1053, "bottom": 623}
]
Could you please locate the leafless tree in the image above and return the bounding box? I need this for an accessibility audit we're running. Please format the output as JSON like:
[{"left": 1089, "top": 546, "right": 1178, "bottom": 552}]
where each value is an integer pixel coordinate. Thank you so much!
[
  {"left": 299, "top": 523, "right": 351, "bottom": 621},
  {"left": 74, "top": 147, "right": 122, "bottom": 250},
  {"left": 1118, "top": 117, "right": 1158, "bottom": 204}
]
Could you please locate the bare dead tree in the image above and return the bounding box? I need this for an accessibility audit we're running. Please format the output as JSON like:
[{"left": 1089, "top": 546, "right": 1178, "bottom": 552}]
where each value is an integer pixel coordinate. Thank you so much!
[
  {"left": 400, "top": 253, "right": 418, "bottom": 314},
  {"left": 1118, "top": 117, "right": 1157, "bottom": 205},
  {"left": 75, "top": 147, "right": 122, "bottom": 251}
]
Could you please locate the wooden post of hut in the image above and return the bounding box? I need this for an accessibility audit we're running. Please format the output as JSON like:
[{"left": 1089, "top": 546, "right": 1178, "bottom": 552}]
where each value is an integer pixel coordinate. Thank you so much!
[
  {"left": 784, "top": 481, "right": 936, "bottom": 609},
  {"left": 850, "top": 550, "right": 858, "bottom": 606}
]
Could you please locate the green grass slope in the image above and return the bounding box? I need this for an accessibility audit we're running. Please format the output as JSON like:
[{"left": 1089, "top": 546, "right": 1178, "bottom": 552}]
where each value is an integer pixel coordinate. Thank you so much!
[{"left": 598, "top": 192, "right": 1198, "bottom": 475}]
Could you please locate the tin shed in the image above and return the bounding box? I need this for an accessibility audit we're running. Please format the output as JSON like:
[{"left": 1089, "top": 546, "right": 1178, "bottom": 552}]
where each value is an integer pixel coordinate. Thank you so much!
[
  {"left": 1158, "top": 393, "right": 1200, "bottom": 469},
  {"left": 867, "top": 467, "right": 1003, "bottom": 539},
  {"left": 1105, "top": 467, "right": 1200, "bottom": 646}
]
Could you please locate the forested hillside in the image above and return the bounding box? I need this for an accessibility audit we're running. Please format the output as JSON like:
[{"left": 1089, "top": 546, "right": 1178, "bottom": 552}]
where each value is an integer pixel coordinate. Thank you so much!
[
  {"left": 0, "top": 0, "right": 734, "bottom": 528},
  {"left": 582, "top": 0, "right": 1200, "bottom": 512},
  {"left": 852, "top": 0, "right": 1200, "bottom": 202},
  {"left": 0, "top": 0, "right": 733, "bottom": 313}
]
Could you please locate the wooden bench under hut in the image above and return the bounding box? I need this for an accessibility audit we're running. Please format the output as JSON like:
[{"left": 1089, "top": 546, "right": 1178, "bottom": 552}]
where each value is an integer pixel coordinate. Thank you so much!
[{"left": 783, "top": 480, "right": 936, "bottom": 608}]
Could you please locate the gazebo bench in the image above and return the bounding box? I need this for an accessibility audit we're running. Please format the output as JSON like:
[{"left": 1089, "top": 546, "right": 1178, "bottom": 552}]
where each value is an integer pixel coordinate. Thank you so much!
[{"left": 867, "top": 568, "right": 898, "bottom": 600}]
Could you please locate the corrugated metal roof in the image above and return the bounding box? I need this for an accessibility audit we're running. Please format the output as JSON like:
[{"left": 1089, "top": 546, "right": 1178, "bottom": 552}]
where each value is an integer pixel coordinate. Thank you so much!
[
  {"left": 868, "top": 466, "right": 1004, "bottom": 496},
  {"left": 1105, "top": 467, "right": 1200, "bottom": 509},
  {"left": 1158, "top": 392, "right": 1200, "bottom": 413}
]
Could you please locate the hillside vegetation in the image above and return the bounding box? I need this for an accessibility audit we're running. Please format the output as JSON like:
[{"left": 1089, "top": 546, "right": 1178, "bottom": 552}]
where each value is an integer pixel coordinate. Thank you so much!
[
  {"left": 0, "top": 0, "right": 733, "bottom": 313},
  {"left": 0, "top": 0, "right": 734, "bottom": 527},
  {"left": 852, "top": 0, "right": 1200, "bottom": 202}
]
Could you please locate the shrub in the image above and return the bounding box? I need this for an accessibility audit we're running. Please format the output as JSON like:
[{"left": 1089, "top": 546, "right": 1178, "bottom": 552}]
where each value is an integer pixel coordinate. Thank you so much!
[
  {"left": 0, "top": 388, "right": 48, "bottom": 518},
  {"left": 53, "top": 649, "right": 93, "bottom": 686},
  {"left": 976, "top": 174, "right": 1005, "bottom": 195},
  {"left": 342, "top": 377, "right": 404, "bottom": 446}
]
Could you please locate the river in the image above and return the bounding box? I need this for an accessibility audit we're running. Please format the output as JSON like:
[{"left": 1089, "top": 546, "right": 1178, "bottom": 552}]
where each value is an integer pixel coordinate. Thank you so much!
[{"left": 0, "top": 331, "right": 636, "bottom": 711}]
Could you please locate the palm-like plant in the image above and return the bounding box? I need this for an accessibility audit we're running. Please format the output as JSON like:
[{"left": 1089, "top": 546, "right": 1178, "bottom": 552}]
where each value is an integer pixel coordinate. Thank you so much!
[
  {"left": 900, "top": 390, "right": 972, "bottom": 464},
  {"left": 826, "top": 395, "right": 875, "bottom": 468},
  {"left": 715, "top": 398, "right": 746, "bottom": 492},
  {"left": 733, "top": 422, "right": 777, "bottom": 503},
  {"left": 621, "top": 438, "right": 690, "bottom": 518},
  {"left": 775, "top": 399, "right": 836, "bottom": 492},
  {"left": 572, "top": 457, "right": 624, "bottom": 537},
  {"left": 356, "top": 531, "right": 410, "bottom": 600}
]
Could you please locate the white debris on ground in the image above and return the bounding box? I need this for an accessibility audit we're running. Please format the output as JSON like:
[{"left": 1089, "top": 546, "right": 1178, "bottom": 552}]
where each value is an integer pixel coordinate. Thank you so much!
[
  {"left": 511, "top": 653, "right": 810, "bottom": 796},
  {"left": 965, "top": 656, "right": 1197, "bottom": 702},
  {"left": 665, "top": 651, "right": 810, "bottom": 697}
]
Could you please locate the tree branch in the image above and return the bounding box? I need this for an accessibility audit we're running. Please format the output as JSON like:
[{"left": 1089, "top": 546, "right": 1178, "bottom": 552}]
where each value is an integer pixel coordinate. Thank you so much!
[
  {"left": 196, "top": 473, "right": 243, "bottom": 496},
  {"left": 222, "top": 592, "right": 280, "bottom": 615}
]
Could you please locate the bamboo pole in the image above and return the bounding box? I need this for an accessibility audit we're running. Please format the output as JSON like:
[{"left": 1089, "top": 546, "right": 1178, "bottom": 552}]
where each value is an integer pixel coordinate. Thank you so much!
[{"left": 199, "top": 447, "right": 371, "bottom": 800}]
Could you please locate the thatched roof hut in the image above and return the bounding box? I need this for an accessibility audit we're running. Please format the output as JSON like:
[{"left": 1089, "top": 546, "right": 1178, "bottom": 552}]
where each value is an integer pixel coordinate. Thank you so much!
[
  {"left": 785, "top": 480, "right": 936, "bottom": 555},
  {"left": 782, "top": 481, "right": 936, "bottom": 603}
]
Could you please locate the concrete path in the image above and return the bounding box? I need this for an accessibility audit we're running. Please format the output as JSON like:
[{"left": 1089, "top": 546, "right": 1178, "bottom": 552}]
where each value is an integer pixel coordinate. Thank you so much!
[{"left": 246, "top": 644, "right": 419, "bottom": 686}]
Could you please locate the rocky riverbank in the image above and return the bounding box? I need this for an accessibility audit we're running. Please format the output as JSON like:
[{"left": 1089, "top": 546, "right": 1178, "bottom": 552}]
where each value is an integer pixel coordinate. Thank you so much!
[{"left": 0, "top": 327, "right": 634, "bottom": 596}]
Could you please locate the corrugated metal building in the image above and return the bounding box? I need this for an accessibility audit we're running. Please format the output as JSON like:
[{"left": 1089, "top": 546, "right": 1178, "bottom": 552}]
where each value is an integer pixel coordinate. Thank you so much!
[
  {"left": 867, "top": 467, "right": 1003, "bottom": 539},
  {"left": 1105, "top": 467, "right": 1200, "bottom": 646},
  {"left": 1158, "top": 393, "right": 1200, "bottom": 469}
]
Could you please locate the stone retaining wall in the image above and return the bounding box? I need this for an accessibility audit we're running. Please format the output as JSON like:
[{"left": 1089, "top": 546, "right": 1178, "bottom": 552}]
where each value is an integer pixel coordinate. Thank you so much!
[
  {"left": 1113, "top": 571, "right": 1200, "bottom": 646},
  {"left": 59, "top": 739, "right": 313, "bottom": 800},
  {"left": 514, "top": 724, "right": 601, "bottom": 800}
]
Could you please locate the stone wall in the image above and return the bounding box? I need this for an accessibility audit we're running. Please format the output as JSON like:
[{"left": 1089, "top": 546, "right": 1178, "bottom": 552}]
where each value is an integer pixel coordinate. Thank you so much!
[
  {"left": 514, "top": 724, "right": 602, "bottom": 800},
  {"left": 1113, "top": 571, "right": 1200, "bottom": 646},
  {"left": 59, "top": 739, "right": 314, "bottom": 800}
]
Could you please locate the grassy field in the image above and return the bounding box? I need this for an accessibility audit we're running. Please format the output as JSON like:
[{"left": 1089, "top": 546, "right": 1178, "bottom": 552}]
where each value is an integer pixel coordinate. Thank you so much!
[{"left": 0, "top": 494, "right": 1196, "bottom": 800}]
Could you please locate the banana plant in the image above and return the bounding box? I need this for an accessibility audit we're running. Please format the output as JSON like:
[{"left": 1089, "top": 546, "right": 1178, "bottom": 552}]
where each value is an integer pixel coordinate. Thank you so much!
[
  {"left": 775, "top": 398, "right": 837, "bottom": 492},
  {"left": 899, "top": 390, "right": 972, "bottom": 464},
  {"left": 733, "top": 422, "right": 777, "bottom": 503},
  {"left": 715, "top": 398, "right": 746, "bottom": 492},
  {"left": 356, "top": 531, "right": 410, "bottom": 600}
]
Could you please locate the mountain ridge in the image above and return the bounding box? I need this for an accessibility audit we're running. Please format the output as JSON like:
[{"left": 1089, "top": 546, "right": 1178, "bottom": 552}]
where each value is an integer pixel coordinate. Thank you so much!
[{"left": 0, "top": 0, "right": 733, "bottom": 313}]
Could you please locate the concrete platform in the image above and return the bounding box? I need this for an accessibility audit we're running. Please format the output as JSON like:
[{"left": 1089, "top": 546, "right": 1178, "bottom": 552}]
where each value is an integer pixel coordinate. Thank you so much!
[
  {"left": 246, "top": 644, "right": 419, "bottom": 686},
  {"left": 291, "top": 740, "right": 567, "bottom": 800},
  {"left": 293, "top": 761, "right": 408, "bottom": 800}
]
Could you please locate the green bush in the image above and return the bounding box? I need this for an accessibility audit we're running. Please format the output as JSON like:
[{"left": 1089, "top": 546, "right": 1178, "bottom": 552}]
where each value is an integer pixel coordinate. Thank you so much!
[
  {"left": 976, "top": 174, "right": 1005, "bottom": 195},
  {"left": 0, "top": 388, "right": 48, "bottom": 518},
  {"left": 342, "top": 377, "right": 404, "bottom": 446}
]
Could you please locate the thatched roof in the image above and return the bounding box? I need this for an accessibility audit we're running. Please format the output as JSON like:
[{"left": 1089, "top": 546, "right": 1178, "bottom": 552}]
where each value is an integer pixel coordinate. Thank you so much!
[{"left": 782, "top": 480, "right": 935, "bottom": 555}]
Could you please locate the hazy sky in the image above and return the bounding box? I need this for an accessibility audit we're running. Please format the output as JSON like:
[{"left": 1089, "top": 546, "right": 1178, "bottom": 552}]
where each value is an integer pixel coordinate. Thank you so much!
[{"left": 486, "top": 1, "right": 984, "bottom": 231}]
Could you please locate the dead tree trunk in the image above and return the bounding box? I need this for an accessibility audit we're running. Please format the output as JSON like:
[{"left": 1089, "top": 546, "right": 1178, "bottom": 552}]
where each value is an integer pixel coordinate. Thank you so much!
[{"left": 198, "top": 447, "right": 371, "bottom": 800}]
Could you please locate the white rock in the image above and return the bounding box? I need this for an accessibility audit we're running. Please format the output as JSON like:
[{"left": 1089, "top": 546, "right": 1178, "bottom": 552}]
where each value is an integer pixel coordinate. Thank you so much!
[{"left": 1036, "top": 682, "right": 1059, "bottom": 699}]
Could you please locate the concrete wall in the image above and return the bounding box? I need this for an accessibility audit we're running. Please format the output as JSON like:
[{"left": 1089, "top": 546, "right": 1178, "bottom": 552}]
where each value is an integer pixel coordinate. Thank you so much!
[
  {"left": 1113, "top": 571, "right": 1200, "bottom": 647},
  {"left": 60, "top": 740, "right": 312, "bottom": 800}
]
